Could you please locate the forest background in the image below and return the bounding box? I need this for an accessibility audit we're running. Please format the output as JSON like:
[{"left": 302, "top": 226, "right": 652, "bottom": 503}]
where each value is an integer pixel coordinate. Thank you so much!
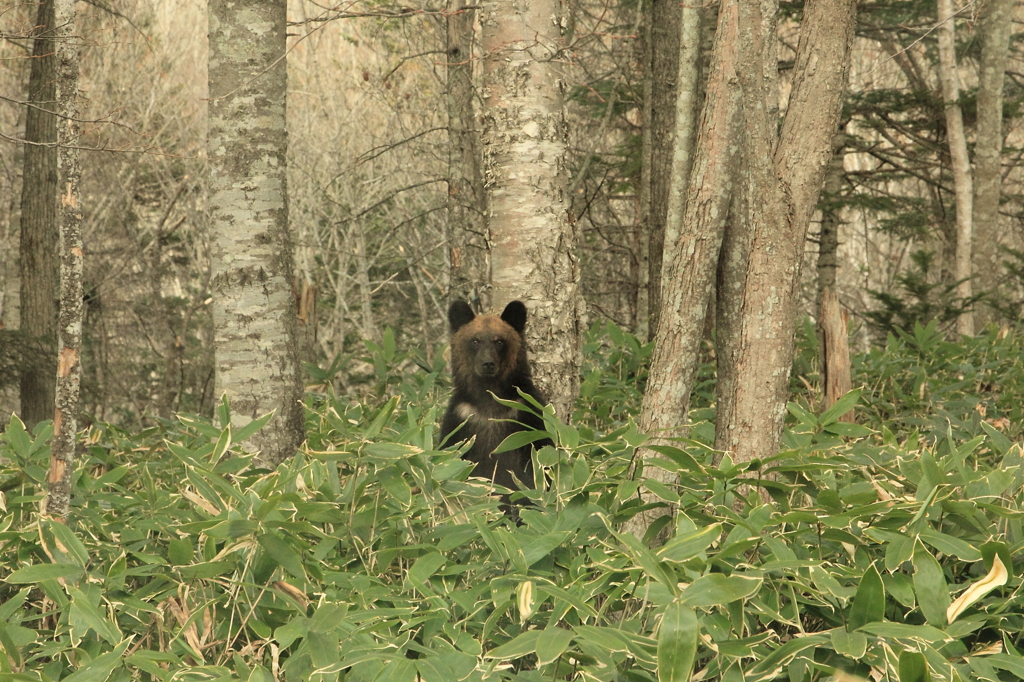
[{"left": 2, "top": 0, "right": 1024, "bottom": 681}]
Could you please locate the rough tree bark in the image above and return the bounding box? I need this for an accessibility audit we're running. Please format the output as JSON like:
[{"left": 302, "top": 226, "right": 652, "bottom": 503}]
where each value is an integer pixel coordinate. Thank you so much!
[
  {"left": 815, "top": 134, "right": 853, "bottom": 419},
  {"left": 624, "top": 0, "right": 743, "bottom": 538},
  {"left": 19, "top": 0, "right": 59, "bottom": 429},
  {"left": 45, "top": 0, "right": 83, "bottom": 520},
  {"left": 637, "top": 0, "right": 680, "bottom": 340},
  {"left": 713, "top": 0, "right": 855, "bottom": 468},
  {"left": 445, "top": 0, "right": 490, "bottom": 311},
  {"left": 972, "top": 0, "right": 1013, "bottom": 326},
  {"left": 479, "top": 0, "right": 582, "bottom": 420},
  {"left": 936, "top": 0, "right": 974, "bottom": 336},
  {"left": 208, "top": 0, "right": 305, "bottom": 466}
]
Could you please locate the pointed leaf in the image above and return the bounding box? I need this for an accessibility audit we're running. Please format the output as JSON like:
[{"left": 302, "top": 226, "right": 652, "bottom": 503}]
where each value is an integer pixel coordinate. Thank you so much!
[
  {"left": 535, "top": 627, "right": 574, "bottom": 665},
  {"left": 898, "top": 650, "right": 930, "bottom": 682},
  {"left": 912, "top": 541, "right": 949, "bottom": 628},
  {"left": 658, "top": 601, "right": 698, "bottom": 682},
  {"left": 849, "top": 564, "right": 885, "bottom": 630}
]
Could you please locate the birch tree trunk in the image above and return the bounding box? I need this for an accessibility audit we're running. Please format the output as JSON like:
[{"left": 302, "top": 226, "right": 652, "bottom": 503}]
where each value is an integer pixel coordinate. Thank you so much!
[
  {"left": 19, "top": 0, "right": 59, "bottom": 430},
  {"left": 445, "top": 0, "right": 489, "bottom": 310},
  {"left": 972, "top": 0, "right": 1013, "bottom": 327},
  {"left": 712, "top": 0, "right": 856, "bottom": 466},
  {"left": 45, "top": 0, "right": 82, "bottom": 520},
  {"left": 480, "top": 0, "right": 582, "bottom": 420},
  {"left": 714, "top": 0, "right": 855, "bottom": 468},
  {"left": 208, "top": 0, "right": 305, "bottom": 466},
  {"left": 936, "top": 0, "right": 974, "bottom": 336},
  {"left": 624, "top": 0, "right": 743, "bottom": 538}
]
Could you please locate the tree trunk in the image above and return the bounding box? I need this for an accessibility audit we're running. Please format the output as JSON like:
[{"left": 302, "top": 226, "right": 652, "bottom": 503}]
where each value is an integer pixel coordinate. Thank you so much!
[
  {"left": 479, "top": 0, "right": 582, "bottom": 420},
  {"left": 19, "top": 0, "right": 59, "bottom": 430},
  {"left": 624, "top": 0, "right": 743, "bottom": 539},
  {"left": 45, "top": 0, "right": 82, "bottom": 520},
  {"left": 815, "top": 133, "right": 852, "bottom": 418},
  {"left": 638, "top": 0, "right": 680, "bottom": 341},
  {"left": 713, "top": 0, "right": 855, "bottom": 467},
  {"left": 936, "top": 0, "right": 974, "bottom": 336},
  {"left": 445, "top": 0, "right": 490, "bottom": 311},
  {"left": 971, "top": 0, "right": 1013, "bottom": 327},
  {"left": 208, "top": 0, "right": 305, "bottom": 466}
]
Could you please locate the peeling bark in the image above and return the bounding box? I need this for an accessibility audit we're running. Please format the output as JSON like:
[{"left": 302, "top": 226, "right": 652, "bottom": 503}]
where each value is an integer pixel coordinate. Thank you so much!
[
  {"left": 479, "top": 0, "right": 582, "bottom": 420},
  {"left": 45, "top": 0, "right": 83, "bottom": 520},
  {"left": 208, "top": 0, "right": 305, "bottom": 466}
]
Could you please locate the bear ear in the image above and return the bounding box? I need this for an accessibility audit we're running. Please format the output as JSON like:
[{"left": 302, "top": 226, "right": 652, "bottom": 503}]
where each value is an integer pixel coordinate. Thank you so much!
[
  {"left": 448, "top": 300, "right": 476, "bottom": 333},
  {"left": 500, "top": 301, "right": 527, "bottom": 334}
]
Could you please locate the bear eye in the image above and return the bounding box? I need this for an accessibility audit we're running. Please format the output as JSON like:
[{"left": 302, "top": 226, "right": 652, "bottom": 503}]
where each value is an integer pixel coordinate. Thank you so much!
[
  {"left": 471, "top": 339, "right": 480, "bottom": 348},
  {"left": 495, "top": 338, "right": 505, "bottom": 349}
]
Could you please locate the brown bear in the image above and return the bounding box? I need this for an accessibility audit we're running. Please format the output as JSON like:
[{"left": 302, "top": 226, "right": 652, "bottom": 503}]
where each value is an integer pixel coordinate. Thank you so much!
[{"left": 440, "top": 300, "right": 550, "bottom": 498}]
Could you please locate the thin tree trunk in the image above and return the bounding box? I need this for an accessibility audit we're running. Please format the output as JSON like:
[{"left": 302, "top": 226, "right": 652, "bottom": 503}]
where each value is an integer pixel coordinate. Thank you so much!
[
  {"left": 208, "top": 0, "right": 305, "bottom": 466},
  {"left": 638, "top": 0, "right": 681, "bottom": 341},
  {"left": 937, "top": 0, "right": 974, "bottom": 336},
  {"left": 624, "top": 0, "right": 743, "bottom": 539},
  {"left": 445, "top": 0, "right": 490, "bottom": 310},
  {"left": 972, "top": 0, "right": 1013, "bottom": 327},
  {"left": 815, "top": 133, "right": 852, "bottom": 418},
  {"left": 45, "top": 0, "right": 82, "bottom": 520},
  {"left": 19, "top": 0, "right": 59, "bottom": 430},
  {"left": 480, "top": 0, "right": 582, "bottom": 420},
  {"left": 714, "top": 0, "right": 855, "bottom": 468}
]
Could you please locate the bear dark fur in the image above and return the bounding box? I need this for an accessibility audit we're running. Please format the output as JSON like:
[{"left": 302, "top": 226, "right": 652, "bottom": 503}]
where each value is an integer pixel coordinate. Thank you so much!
[{"left": 440, "top": 300, "right": 550, "bottom": 496}]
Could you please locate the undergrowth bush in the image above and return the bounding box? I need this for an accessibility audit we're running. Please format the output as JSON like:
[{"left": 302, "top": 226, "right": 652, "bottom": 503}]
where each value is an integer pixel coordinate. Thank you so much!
[{"left": 0, "top": 323, "right": 1022, "bottom": 681}]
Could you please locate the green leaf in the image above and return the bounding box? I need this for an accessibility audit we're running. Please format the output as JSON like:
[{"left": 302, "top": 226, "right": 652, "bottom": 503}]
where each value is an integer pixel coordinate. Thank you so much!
[
  {"left": 234, "top": 412, "right": 275, "bottom": 443},
  {"left": 257, "top": 532, "right": 306, "bottom": 581},
  {"left": 848, "top": 564, "right": 885, "bottom": 630},
  {"left": 658, "top": 524, "right": 721, "bottom": 563},
  {"left": 61, "top": 640, "right": 130, "bottom": 682},
  {"left": 830, "top": 628, "right": 867, "bottom": 659},
  {"left": 377, "top": 466, "right": 412, "bottom": 507},
  {"left": 898, "top": 650, "right": 930, "bottom": 682},
  {"left": 44, "top": 520, "right": 90, "bottom": 568},
  {"left": 535, "top": 627, "right": 574, "bottom": 665},
  {"left": 407, "top": 552, "right": 446, "bottom": 589},
  {"left": 680, "top": 574, "right": 762, "bottom": 607},
  {"left": 485, "top": 629, "right": 541, "bottom": 659},
  {"left": 68, "top": 586, "right": 122, "bottom": 645},
  {"left": 820, "top": 388, "right": 862, "bottom": 425},
  {"left": 980, "top": 541, "right": 1014, "bottom": 580},
  {"left": 918, "top": 528, "right": 981, "bottom": 561},
  {"left": 987, "top": 653, "right": 1024, "bottom": 678},
  {"left": 885, "top": 532, "right": 915, "bottom": 571},
  {"left": 493, "top": 429, "right": 551, "bottom": 454},
  {"left": 6, "top": 563, "right": 83, "bottom": 584},
  {"left": 858, "top": 622, "right": 949, "bottom": 642},
  {"left": 658, "top": 601, "right": 698, "bottom": 682},
  {"left": 912, "top": 541, "right": 949, "bottom": 628}
]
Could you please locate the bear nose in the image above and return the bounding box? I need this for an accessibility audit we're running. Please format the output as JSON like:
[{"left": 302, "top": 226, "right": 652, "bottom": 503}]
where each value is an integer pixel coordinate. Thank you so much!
[{"left": 482, "top": 361, "right": 496, "bottom": 372}]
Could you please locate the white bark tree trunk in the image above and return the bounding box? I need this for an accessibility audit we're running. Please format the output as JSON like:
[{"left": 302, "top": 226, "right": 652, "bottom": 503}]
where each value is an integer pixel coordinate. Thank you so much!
[
  {"left": 936, "top": 0, "right": 974, "bottom": 336},
  {"left": 208, "top": 0, "right": 305, "bottom": 466},
  {"left": 480, "top": 0, "right": 582, "bottom": 420},
  {"left": 972, "top": 0, "right": 1013, "bottom": 327},
  {"left": 45, "top": 0, "right": 83, "bottom": 520}
]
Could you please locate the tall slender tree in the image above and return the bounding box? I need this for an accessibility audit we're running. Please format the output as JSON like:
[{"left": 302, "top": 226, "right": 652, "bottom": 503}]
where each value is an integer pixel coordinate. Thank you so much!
[
  {"left": 45, "top": 0, "right": 83, "bottom": 520},
  {"left": 445, "top": 0, "right": 489, "bottom": 310},
  {"left": 19, "top": 0, "right": 59, "bottom": 429},
  {"left": 936, "top": 0, "right": 974, "bottom": 336},
  {"left": 208, "top": 0, "right": 304, "bottom": 465},
  {"left": 479, "top": 0, "right": 582, "bottom": 419},
  {"left": 972, "top": 0, "right": 1013, "bottom": 326}
]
